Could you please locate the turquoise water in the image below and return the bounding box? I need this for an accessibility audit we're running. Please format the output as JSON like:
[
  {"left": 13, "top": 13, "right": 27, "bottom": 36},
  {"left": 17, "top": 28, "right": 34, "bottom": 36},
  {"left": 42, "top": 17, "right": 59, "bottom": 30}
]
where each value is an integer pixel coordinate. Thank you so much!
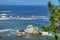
[
  {"left": 0, "top": 19, "right": 50, "bottom": 40},
  {"left": 0, "top": 5, "right": 51, "bottom": 40}
]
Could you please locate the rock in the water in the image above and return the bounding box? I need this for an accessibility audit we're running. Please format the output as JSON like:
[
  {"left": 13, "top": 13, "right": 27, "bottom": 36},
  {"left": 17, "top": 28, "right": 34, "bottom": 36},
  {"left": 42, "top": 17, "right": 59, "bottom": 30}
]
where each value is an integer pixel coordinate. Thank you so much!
[
  {"left": 19, "top": 29, "right": 25, "bottom": 32},
  {"left": 16, "top": 33, "right": 26, "bottom": 37},
  {"left": 25, "top": 25, "right": 41, "bottom": 34},
  {"left": 16, "top": 34, "right": 23, "bottom": 37},
  {"left": 0, "top": 36, "right": 3, "bottom": 38},
  {"left": 16, "top": 25, "right": 42, "bottom": 37}
]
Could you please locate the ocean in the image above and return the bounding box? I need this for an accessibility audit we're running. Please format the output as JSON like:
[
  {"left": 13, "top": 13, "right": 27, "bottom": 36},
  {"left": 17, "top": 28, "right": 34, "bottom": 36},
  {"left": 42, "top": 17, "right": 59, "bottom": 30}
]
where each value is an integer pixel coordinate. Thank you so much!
[{"left": 0, "top": 5, "right": 50, "bottom": 40}]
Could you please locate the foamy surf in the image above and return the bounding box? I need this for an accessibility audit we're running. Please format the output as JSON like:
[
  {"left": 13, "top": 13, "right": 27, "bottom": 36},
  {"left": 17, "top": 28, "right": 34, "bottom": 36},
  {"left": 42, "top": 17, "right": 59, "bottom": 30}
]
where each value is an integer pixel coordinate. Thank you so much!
[
  {"left": 43, "top": 18, "right": 49, "bottom": 19},
  {"left": 0, "top": 17, "right": 49, "bottom": 20},
  {"left": 0, "top": 29, "right": 53, "bottom": 38},
  {"left": 17, "top": 30, "right": 53, "bottom": 37},
  {"left": 18, "top": 18, "right": 36, "bottom": 20},
  {"left": 0, "top": 18, "right": 10, "bottom": 20},
  {"left": 41, "top": 31, "right": 53, "bottom": 36},
  {"left": 0, "top": 29, "right": 16, "bottom": 33}
]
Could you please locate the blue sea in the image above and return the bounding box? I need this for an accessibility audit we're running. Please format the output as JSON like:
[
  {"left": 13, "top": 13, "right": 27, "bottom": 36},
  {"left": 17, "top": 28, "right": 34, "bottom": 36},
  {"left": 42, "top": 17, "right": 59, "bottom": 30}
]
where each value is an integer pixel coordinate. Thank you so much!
[{"left": 0, "top": 5, "right": 50, "bottom": 40}]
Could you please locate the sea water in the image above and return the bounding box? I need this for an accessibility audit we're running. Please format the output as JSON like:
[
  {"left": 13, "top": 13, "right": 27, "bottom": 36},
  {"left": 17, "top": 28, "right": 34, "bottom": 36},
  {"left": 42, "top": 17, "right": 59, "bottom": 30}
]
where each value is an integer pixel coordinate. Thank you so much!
[{"left": 0, "top": 5, "right": 51, "bottom": 40}]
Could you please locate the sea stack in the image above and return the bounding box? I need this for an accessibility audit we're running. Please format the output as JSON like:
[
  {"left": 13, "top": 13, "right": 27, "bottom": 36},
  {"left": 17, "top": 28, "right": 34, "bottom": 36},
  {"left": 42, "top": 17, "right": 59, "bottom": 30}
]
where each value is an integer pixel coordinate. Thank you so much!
[
  {"left": 16, "top": 25, "right": 42, "bottom": 37},
  {"left": 25, "top": 25, "right": 41, "bottom": 34}
]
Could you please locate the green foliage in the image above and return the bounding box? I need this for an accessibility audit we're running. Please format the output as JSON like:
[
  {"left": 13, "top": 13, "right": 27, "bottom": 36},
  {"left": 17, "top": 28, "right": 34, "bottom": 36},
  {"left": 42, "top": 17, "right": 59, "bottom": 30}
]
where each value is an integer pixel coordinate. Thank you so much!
[
  {"left": 42, "top": 25, "right": 50, "bottom": 32},
  {"left": 42, "top": 0, "right": 60, "bottom": 40},
  {"left": 59, "top": 0, "right": 60, "bottom": 2},
  {"left": 53, "top": 34, "right": 58, "bottom": 40}
]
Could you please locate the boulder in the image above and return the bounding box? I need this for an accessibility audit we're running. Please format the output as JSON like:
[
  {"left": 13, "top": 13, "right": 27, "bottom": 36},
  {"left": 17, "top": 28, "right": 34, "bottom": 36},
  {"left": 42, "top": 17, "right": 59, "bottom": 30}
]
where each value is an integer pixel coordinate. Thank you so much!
[
  {"left": 19, "top": 29, "right": 25, "bottom": 32},
  {"left": 25, "top": 25, "right": 42, "bottom": 35},
  {"left": 16, "top": 25, "right": 42, "bottom": 37},
  {"left": 16, "top": 30, "right": 26, "bottom": 37},
  {"left": 16, "top": 34, "right": 26, "bottom": 37}
]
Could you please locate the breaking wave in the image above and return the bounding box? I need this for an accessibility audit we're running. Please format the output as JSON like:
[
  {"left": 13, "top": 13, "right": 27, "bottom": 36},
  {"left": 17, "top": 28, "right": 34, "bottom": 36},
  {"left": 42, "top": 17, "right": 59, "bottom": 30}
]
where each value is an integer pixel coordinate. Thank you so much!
[
  {"left": 0, "top": 29, "right": 16, "bottom": 33},
  {"left": 40, "top": 31, "right": 53, "bottom": 36},
  {"left": 0, "top": 17, "right": 49, "bottom": 20},
  {"left": 0, "top": 29, "right": 53, "bottom": 37}
]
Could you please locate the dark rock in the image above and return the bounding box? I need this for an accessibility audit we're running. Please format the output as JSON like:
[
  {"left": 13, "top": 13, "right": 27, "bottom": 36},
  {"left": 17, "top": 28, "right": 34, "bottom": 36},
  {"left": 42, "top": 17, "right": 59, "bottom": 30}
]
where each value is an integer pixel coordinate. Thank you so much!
[
  {"left": 0, "top": 36, "right": 3, "bottom": 38},
  {"left": 25, "top": 32, "right": 42, "bottom": 35},
  {"left": 39, "top": 32, "right": 42, "bottom": 35},
  {"left": 19, "top": 29, "right": 25, "bottom": 32},
  {"left": 16, "top": 34, "right": 26, "bottom": 37}
]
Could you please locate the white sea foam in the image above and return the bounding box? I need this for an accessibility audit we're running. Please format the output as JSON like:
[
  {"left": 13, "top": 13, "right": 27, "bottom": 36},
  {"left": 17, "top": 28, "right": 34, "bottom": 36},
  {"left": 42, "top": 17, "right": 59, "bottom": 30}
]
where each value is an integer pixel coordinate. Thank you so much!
[
  {"left": 0, "top": 29, "right": 53, "bottom": 37},
  {"left": 0, "top": 29, "right": 19, "bottom": 35},
  {"left": 0, "top": 17, "right": 49, "bottom": 20},
  {"left": 0, "top": 18, "right": 36, "bottom": 20},
  {"left": 41, "top": 31, "right": 53, "bottom": 36},
  {"left": 0, "top": 17, "right": 16, "bottom": 20},
  {"left": 0, "top": 14, "right": 7, "bottom": 15},
  {"left": 0, "top": 29, "right": 15, "bottom": 33},
  {"left": 0, "top": 18, "right": 10, "bottom": 20},
  {"left": 43, "top": 18, "right": 49, "bottom": 19},
  {"left": 17, "top": 17, "right": 49, "bottom": 20},
  {"left": 18, "top": 18, "right": 36, "bottom": 20}
]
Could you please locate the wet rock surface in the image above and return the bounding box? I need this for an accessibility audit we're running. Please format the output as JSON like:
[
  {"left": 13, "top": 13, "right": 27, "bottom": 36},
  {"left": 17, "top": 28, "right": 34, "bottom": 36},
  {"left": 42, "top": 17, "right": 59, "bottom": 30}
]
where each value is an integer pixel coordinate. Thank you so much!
[
  {"left": 0, "top": 35, "right": 3, "bottom": 39},
  {"left": 16, "top": 25, "right": 42, "bottom": 37}
]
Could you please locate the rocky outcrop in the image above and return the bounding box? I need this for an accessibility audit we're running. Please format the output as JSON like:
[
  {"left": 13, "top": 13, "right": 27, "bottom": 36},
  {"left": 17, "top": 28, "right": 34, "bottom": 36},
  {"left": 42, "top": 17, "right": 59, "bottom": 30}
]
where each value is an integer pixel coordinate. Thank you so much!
[
  {"left": 18, "top": 29, "right": 25, "bottom": 32},
  {"left": 16, "top": 25, "right": 42, "bottom": 37},
  {"left": 16, "top": 33, "right": 26, "bottom": 37},
  {"left": 25, "top": 25, "right": 41, "bottom": 34}
]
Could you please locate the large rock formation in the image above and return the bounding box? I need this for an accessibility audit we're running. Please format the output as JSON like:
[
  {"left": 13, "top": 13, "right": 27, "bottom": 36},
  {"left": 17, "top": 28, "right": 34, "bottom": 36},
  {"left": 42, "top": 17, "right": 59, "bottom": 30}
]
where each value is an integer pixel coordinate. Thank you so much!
[
  {"left": 16, "top": 25, "right": 42, "bottom": 37},
  {"left": 25, "top": 25, "right": 41, "bottom": 34}
]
